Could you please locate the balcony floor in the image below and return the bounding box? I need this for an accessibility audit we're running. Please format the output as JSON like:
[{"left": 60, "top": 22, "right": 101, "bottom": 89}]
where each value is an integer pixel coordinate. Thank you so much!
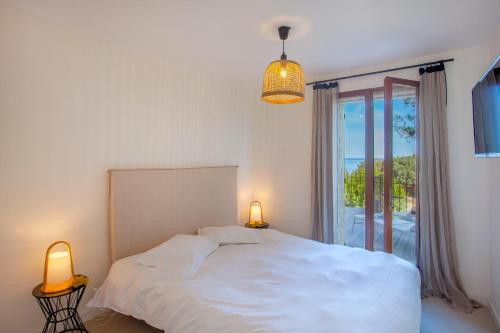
[{"left": 343, "top": 207, "right": 417, "bottom": 264}]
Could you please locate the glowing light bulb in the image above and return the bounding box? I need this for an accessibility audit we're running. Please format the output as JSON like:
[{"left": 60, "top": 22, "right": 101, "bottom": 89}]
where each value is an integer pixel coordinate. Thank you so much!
[{"left": 280, "top": 69, "right": 287, "bottom": 77}]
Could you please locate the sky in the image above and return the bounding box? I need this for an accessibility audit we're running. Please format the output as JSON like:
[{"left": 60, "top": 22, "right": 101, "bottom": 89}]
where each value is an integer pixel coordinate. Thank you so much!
[{"left": 342, "top": 97, "right": 416, "bottom": 159}]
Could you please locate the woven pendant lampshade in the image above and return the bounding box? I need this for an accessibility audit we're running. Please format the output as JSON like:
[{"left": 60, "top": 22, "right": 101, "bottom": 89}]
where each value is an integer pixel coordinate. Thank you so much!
[{"left": 262, "top": 26, "right": 304, "bottom": 104}]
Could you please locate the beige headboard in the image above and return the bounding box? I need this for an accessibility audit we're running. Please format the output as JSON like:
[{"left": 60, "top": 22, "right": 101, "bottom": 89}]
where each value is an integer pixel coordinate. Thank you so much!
[{"left": 108, "top": 166, "right": 238, "bottom": 262}]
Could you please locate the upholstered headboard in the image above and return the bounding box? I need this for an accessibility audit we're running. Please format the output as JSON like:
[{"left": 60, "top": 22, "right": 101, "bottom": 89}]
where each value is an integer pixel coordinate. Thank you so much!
[{"left": 108, "top": 166, "right": 238, "bottom": 262}]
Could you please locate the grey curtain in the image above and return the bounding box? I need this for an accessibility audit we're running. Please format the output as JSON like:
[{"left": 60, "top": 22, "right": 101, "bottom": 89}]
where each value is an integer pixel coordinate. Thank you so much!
[
  {"left": 417, "top": 69, "right": 474, "bottom": 312},
  {"left": 311, "top": 82, "right": 340, "bottom": 244}
]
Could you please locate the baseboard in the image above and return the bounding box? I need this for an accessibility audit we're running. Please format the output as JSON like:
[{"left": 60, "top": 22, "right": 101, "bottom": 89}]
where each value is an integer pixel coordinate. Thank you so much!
[{"left": 488, "top": 299, "right": 500, "bottom": 331}]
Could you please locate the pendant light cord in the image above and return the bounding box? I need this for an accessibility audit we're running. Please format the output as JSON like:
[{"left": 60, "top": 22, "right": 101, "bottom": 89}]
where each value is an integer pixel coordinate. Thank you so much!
[
  {"left": 278, "top": 26, "right": 290, "bottom": 60},
  {"left": 281, "top": 39, "right": 286, "bottom": 60}
]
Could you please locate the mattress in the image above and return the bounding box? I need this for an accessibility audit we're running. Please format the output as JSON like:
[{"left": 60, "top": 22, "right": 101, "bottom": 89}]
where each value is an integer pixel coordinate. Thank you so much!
[{"left": 88, "top": 229, "right": 421, "bottom": 333}]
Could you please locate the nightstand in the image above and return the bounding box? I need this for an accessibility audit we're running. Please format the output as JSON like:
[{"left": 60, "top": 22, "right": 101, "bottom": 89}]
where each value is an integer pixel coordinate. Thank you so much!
[
  {"left": 32, "top": 275, "right": 89, "bottom": 333},
  {"left": 245, "top": 222, "right": 270, "bottom": 229}
]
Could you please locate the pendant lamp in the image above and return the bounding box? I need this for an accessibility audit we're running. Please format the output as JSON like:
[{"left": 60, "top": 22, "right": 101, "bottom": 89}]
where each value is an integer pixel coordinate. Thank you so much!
[{"left": 261, "top": 26, "right": 304, "bottom": 104}]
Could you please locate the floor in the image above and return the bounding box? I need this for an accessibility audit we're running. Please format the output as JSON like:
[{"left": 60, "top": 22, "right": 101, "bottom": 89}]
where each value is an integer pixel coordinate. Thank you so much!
[
  {"left": 421, "top": 298, "right": 498, "bottom": 333},
  {"left": 85, "top": 297, "right": 499, "bottom": 333}
]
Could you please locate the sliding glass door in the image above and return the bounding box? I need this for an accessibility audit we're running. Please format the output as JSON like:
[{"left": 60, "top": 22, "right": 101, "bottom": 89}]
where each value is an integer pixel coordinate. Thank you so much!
[
  {"left": 340, "top": 77, "right": 419, "bottom": 263},
  {"left": 339, "top": 89, "right": 376, "bottom": 251},
  {"left": 383, "top": 77, "right": 419, "bottom": 261},
  {"left": 340, "top": 91, "right": 369, "bottom": 250}
]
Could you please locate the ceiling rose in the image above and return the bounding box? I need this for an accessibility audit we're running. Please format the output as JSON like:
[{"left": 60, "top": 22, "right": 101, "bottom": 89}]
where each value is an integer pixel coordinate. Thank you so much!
[{"left": 257, "top": 15, "right": 311, "bottom": 41}]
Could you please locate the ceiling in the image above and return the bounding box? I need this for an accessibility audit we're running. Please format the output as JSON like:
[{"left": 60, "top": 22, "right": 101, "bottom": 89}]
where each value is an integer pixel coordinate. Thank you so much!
[{"left": 8, "top": 0, "right": 500, "bottom": 81}]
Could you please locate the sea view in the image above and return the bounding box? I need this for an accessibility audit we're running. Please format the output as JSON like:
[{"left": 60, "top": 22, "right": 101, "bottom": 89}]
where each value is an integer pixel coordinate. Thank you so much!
[
  {"left": 345, "top": 157, "right": 388, "bottom": 173},
  {"left": 345, "top": 158, "right": 364, "bottom": 173}
]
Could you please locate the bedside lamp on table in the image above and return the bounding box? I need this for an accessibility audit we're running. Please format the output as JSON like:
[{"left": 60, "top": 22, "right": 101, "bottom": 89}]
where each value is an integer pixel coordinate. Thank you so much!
[
  {"left": 33, "top": 241, "right": 89, "bottom": 333},
  {"left": 42, "top": 241, "right": 75, "bottom": 293},
  {"left": 245, "top": 201, "right": 269, "bottom": 229}
]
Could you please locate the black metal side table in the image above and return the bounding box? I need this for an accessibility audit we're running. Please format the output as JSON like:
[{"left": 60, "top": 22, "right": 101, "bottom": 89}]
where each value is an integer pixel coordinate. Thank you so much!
[{"left": 32, "top": 275, "right": 89, "bottom": 333}]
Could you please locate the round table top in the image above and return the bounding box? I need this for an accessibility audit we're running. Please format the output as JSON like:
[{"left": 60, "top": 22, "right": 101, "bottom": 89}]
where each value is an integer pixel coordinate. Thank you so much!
[
  {"left": 245, "top": 222, "right": 270, "bottom": 229},
  {"left": 32, "top": 275, "right": 89, "bottom": 298}
]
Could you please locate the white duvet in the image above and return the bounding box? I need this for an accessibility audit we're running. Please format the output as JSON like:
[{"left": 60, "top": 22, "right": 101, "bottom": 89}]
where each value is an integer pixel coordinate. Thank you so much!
[{"left": 88, "top": 229, "right": 421, "bottom": 333}]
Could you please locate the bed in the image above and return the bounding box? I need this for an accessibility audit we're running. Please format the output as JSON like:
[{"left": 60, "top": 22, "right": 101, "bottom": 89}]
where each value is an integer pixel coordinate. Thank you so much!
[{"left": 88, "top": 166, "right": 421, "bottom": 333}]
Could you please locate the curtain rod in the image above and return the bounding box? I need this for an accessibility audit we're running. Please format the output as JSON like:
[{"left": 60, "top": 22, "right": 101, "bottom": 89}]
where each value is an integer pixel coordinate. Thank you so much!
[{"left": 306, "top": 58, "right": 454, "bottom": 86}]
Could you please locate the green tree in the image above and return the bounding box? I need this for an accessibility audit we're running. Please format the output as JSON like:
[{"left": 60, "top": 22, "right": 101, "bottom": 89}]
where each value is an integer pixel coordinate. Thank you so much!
[
  {"left": 394, "top": 96, "right": 416, "bottom": 143},
  {"left": 344, "top": 155, "right": 416, "bottom": 212},
  {"left": 344, "top": 163, "right": 366, "bottom": 208},
  {"left": 394, "top": 113, "right": 415, "bottom": 143}
]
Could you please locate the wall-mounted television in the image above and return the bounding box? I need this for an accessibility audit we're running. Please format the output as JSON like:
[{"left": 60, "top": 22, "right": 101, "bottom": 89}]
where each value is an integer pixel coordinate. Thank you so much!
[{"left": 472, "top": 55, "right": 500, "bottom": 157}]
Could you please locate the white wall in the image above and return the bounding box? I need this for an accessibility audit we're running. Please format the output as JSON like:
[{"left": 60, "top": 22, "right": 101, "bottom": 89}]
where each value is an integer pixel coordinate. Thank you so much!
[
  {"left": 252, "top": 94, "right": 313, "bottom": 238},
  {"left": 487, "top": 27, "right": 500, "bottom": 326},
  {"left": 252, "top": 45, "right": 498, "bottom": 304},
  {"left": 0, "top": 4, "right": 255, "bottom": 332}
]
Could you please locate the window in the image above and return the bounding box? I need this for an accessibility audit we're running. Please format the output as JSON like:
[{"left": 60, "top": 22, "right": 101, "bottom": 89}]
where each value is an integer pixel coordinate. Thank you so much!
[{"left": 339, "top": 78, "right": 419, "bottom": 263}]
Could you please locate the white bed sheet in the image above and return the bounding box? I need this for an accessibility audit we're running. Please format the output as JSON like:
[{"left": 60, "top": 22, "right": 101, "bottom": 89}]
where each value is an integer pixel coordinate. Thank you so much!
[{"left": 88, "top": 229, "right": 421, "bottom": 333}]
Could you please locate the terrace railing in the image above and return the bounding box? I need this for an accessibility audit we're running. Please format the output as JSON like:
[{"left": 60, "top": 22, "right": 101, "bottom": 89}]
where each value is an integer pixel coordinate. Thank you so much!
[{"left": 344, "top": 173, "right": 415, "bottom": 213}]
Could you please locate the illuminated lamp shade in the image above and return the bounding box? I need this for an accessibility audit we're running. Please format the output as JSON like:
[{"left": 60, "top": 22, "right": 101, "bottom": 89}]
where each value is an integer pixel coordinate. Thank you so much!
[
  {"left": 41, "top": 241, "right": 75, "bottom": 293},
  {"left": 261, "top": 26, "right": 304, "bottom": 104},
  {"left": 248, "top": 201, "right": 265, "bottom": 227}
]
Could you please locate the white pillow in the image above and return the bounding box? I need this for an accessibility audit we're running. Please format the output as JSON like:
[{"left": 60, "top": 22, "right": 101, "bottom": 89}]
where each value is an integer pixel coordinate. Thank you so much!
[
  {"left": 198, "top": 225, "right": 263, "bottom": 245},
  {"left": 135, "top": 234, "right": 218, "bottom": 273}
]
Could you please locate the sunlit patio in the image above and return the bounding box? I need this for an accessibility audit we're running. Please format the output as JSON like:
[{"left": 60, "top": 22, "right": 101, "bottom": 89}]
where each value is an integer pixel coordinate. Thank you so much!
[{"left": 343, "top": 207, "right": 417, "bottom": 263}]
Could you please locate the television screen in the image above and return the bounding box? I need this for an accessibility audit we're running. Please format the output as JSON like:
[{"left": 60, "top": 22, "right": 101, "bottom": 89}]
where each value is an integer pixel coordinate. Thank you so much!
[{"left": 472, "top": 55, "right": 500, "bottom": 157}]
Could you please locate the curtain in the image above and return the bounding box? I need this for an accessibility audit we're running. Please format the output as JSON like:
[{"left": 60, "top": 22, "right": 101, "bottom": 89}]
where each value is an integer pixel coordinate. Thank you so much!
[
  {"left": 417, "top": 67, "right": 474, "bottom": 312},
  {"left": 311, "top": 82, "right": 343, "bottom": 244}
]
